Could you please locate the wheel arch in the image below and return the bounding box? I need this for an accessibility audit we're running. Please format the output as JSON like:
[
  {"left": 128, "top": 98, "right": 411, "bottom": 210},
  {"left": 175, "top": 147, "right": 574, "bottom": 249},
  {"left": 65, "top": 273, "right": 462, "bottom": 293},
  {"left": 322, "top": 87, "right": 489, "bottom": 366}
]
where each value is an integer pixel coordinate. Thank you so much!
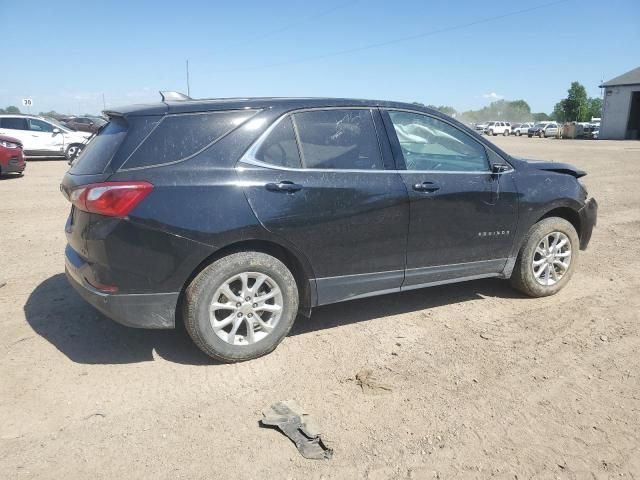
[
  {"left": 176, "top": 238, "right": 316, "bottom": 327},
  {"left": 537, "top": 206, "right": 581, "bottom": 240}
]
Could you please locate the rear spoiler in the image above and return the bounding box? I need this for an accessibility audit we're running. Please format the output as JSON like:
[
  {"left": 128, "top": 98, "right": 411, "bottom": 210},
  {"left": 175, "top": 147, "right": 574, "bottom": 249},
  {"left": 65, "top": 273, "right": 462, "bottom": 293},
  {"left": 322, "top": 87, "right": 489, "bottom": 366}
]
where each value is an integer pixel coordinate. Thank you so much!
[{"left": 159, "top": 91, "right": 192, "bottom": 102}]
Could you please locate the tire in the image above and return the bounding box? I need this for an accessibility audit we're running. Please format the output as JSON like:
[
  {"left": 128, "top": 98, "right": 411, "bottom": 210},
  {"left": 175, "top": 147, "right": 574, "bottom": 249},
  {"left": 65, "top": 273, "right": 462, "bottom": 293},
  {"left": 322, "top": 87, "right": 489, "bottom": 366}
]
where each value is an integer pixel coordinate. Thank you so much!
[
  {"left": 65, "top": 144, "right": 83, "bottom": 161},
  {"left": 503, "top": 129, "right": 509, "bottom": 136},
  {"left": 517, "top": 131, "right": 522, "bottom": 136},
  {"left": 183, "top": 251, "right": 299, "bottom": 362},
  {"left": 528, "top": 134, "right": 532, "bottom": 138},
  {"left": 509, "top": 217, "right": 579, "bottom": 297},
  {"left": 539, "top": 131, "right": 544, "bottom": 138},
  {"left": 489, "top": 130, "right": 494, "bottom": 136}
]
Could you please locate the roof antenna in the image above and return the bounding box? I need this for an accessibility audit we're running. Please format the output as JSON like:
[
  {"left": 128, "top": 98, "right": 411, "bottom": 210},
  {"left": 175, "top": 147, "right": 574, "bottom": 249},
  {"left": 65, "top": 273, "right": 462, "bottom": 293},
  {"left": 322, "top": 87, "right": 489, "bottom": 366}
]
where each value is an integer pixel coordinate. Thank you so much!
[{"left": 159, "top": 91, "right": 192, "bottom": 102}]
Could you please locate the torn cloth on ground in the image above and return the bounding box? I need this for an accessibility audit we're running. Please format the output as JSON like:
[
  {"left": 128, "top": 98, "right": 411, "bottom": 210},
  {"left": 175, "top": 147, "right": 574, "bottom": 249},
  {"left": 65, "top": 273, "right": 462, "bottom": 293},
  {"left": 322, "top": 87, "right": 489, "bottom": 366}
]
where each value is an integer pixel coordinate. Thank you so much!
[{"left": 260, "top": 400, "right": 333, "bottom": 460}]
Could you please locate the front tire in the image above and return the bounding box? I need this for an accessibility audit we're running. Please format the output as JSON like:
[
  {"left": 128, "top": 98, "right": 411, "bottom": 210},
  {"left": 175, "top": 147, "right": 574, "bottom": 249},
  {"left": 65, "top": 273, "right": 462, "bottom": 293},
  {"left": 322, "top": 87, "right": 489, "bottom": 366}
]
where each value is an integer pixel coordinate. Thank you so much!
[
  {"left": 503, "top": 129, "right": 509, "bottom": 136},
  {"left": 509, "top": 217, "right": 579, "bottom": 297},
  {"left": 65, "top": 144, "right": 83, "bottom": 161},
  {"left": 183, "top": 251, "right": 299, "bottom": 362}
]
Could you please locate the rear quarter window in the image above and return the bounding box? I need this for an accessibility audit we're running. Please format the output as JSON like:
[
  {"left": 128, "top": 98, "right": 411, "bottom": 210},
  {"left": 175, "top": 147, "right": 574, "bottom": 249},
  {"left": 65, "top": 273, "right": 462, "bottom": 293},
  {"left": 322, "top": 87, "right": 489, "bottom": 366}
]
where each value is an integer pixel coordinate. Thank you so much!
[
  {"left": 69, "top": 118, "right": 128, "bottom": 175},
  {"left": 121, "top": 110, "right": 257, "bottom": 169}
]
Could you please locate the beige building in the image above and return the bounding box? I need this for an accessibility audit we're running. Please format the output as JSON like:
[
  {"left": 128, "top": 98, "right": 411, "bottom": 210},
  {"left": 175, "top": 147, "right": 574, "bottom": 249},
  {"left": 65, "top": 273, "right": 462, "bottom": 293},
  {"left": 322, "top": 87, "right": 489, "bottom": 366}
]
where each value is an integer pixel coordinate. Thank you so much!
[{"left": 600, "top": 66, "right": 640, "bottom": 140}]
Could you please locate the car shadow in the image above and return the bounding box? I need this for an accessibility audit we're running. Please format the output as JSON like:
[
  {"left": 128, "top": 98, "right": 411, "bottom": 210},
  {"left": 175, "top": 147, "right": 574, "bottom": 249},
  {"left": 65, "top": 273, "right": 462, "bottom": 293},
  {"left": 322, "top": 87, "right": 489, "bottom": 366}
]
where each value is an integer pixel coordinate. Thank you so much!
[
  {"left": 0, "top": 173, "right": 24, "bottom": 180},
  {"left": 24, "top": 273, "right": 524, "bottom": 366}
]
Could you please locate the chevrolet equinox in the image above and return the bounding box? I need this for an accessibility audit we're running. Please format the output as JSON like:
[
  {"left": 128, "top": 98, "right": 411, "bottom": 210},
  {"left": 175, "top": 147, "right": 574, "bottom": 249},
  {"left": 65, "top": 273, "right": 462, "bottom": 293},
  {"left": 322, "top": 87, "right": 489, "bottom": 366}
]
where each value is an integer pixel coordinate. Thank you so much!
[{"left": 61, "top": 92, "right": 597, "bottom": 362}]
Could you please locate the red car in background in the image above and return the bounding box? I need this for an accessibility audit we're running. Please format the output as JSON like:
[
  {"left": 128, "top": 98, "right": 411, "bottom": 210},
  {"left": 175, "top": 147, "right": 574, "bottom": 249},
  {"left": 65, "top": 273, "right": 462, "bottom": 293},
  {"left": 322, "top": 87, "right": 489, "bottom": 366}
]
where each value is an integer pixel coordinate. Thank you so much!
[{"left": 0, "top": 135, "right": 26, "bottom": 176}]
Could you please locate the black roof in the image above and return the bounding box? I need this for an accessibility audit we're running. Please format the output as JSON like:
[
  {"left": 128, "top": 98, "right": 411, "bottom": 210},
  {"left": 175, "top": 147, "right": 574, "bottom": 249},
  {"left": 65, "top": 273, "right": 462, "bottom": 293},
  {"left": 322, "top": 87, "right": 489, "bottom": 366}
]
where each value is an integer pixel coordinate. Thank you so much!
[{"left": 104, "top": 97, "right": 440, "bottom": 117}]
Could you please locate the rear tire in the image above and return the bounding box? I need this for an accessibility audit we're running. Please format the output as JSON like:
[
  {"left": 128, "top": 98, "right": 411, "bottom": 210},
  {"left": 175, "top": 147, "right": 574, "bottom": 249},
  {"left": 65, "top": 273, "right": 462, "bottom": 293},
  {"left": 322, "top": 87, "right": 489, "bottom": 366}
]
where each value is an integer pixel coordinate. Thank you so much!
[
  {"left": 539, "top": 131, "right": 544, "bottom": 138},
  {"left": 183, "top": 251, "right": 299, "bottom": 362},
  {"left": 509, "top": 217, "right": 579, "bottom": 297}
]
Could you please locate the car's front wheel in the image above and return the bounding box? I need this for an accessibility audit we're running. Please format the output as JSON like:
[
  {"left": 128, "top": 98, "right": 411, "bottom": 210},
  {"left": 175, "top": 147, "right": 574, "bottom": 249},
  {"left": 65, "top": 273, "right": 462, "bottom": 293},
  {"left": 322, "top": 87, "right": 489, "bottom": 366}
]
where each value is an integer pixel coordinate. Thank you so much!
[
  {"left": 65, "top": 144, "right": 83, "bottom": 161},
  {"left": 183, "top": 251, "right": 299, "bottom": 362},
  {"left": 503, "top": 129, "right": 509, "bottom": 136},
  {"left": 509, "top": 217, "right": 579, "bottom": 297}
]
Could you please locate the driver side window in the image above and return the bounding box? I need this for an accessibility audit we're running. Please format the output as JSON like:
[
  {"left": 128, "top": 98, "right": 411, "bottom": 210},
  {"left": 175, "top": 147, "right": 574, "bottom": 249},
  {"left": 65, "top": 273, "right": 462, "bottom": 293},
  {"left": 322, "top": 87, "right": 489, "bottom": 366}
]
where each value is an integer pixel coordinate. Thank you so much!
[
  {"left": 387, "top": 111, "right": 488, "bottom": 172},
  {"left": 29, "top": 119, "right": 54, "bottom": 133}
]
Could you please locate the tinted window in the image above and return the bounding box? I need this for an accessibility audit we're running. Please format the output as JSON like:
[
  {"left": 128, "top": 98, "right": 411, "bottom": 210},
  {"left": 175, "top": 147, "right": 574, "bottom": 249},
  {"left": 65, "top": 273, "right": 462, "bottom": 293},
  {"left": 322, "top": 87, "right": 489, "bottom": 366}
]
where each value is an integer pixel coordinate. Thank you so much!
[
  {"left": 1, "top": 117, "right": 28, "bottom": 130},
  {"left": 388, "top": 111, "right": 488, "bottom": 172},
  {"left": 255, "top": 116, "right": 301, "bottom": 168},
  {"left": 123, "top": 110, "right": 256, "bottom": 169},
  {"left": 69, "top": 118, "right": 128, "bottom": 175},
  {"left": 293, "top": 109, "right": 382, "bottom": 170},
  {"left": 29, "top": 119, "right": 54, "bottom": 132}
]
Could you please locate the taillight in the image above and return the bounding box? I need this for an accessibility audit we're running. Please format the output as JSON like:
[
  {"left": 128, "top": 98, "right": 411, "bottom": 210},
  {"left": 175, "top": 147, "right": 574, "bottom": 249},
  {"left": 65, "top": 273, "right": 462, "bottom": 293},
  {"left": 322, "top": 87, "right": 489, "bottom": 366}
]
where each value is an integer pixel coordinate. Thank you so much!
[{"left": 69, "top": 181, "right": 153, "bottom": 217}]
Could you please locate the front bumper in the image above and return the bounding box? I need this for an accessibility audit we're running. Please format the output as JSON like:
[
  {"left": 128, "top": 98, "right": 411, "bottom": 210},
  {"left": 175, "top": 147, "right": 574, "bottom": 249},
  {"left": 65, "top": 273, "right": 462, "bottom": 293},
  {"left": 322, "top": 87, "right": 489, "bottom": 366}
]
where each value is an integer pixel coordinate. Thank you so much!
[
  {"left": 1, "top": 156, "right": 25, "bottom": 173},
  {"left": 65, "top": 245, "right": 178, "bottom": 329},
  {"left": 578, "top": 198, "right": 598, "bottom": 250}
]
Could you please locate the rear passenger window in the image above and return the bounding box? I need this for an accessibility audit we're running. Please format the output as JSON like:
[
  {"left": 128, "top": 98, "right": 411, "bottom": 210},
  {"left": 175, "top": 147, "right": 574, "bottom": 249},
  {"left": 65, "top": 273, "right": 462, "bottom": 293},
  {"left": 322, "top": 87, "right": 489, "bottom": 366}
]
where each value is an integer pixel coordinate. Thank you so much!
[
  {"left": 293, "top": 109, "right": 382, "bottom": 170},
  {"left": 123, "top": 110, "right": 257, "bottom": 169},
  {"left": 1, "top": 117, "right": 28, "bottom": 130},
  {"left": 255, "top": 116, "right": 301, "bottom": 168}
]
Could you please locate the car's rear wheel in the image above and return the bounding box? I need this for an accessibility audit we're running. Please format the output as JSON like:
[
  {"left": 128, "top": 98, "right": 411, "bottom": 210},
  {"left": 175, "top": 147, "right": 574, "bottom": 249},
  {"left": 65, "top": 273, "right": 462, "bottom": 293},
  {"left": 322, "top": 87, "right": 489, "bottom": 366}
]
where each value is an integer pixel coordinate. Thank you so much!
[
  {"left": 509, "top": 217, "right": 579, "bottom": 297},
  {"left": 183, "top": 251, "right": 299, "bottom": 362},
  {"left": 516, "top": 130, "right": 522, "bottom": 136},
  {"left": 489, "top": 129, "right": 494, "bottom": 136}
]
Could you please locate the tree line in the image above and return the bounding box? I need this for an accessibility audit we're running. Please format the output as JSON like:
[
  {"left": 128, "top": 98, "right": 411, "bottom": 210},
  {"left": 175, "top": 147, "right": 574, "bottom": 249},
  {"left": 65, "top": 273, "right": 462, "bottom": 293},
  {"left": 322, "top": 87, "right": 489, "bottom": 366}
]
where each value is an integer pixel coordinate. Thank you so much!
[{"left": 414, "top": 81, "right": 602, "bottom": 124}]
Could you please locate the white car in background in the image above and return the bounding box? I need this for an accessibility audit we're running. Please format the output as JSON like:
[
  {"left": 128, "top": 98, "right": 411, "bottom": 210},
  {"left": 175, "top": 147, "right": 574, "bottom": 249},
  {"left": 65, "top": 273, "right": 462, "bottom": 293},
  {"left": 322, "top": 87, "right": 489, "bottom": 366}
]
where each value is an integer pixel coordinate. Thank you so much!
[
  {"left": 511, "top": 122, "right": 534, "bottom": 136},
  {"left": 484, "top": 121, "right": 511, "bottom": 136},
  {"left": 0, "top": 115, "right": 92, "bottom": 160}
]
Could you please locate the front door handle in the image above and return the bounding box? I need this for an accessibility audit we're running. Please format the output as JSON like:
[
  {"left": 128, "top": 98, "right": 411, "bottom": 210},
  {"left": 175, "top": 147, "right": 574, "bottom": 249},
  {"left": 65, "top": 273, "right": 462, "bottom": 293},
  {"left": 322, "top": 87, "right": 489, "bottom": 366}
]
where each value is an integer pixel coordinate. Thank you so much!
[
  {"left": 413, "top": 181, "right": 440, "bottom": 193},
  {"left": 265, "top": 181, "right": 303, "bottom": 193}
]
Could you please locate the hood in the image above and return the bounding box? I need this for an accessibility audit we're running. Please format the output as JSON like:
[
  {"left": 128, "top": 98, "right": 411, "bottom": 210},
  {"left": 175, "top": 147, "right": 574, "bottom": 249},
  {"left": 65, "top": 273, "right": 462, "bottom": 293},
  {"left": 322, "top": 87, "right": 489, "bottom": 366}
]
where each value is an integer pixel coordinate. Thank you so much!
[
  {"left": 64, "top": 130, "right": 92, "bottom": 140},
  {"left": 511, "top": 157, "right": 587, "bottom": 178},
  {"left": 0, "top": 134, "right": 23, "bottom": 147}
]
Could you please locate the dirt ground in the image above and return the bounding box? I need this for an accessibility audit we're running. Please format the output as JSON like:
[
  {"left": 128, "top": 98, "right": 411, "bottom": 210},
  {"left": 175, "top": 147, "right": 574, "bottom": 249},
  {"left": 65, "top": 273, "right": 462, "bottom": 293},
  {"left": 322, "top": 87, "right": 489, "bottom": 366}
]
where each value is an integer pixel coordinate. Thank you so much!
[{"left": 1, "top": 136, "right": 639, "bottom": 479}]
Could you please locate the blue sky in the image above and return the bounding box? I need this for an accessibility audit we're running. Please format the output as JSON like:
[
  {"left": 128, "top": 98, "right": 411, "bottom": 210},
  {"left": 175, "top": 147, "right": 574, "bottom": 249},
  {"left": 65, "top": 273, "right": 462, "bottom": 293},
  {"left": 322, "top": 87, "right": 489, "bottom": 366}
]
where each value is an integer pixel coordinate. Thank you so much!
[{"left": 1, "top": 0, "right": 638, "bottom": 115}]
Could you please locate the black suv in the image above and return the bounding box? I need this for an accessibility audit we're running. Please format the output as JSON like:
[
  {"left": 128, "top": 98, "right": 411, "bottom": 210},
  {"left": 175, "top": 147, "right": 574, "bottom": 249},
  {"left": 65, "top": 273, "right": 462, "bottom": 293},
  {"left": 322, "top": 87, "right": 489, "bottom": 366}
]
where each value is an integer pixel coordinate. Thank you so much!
[{"left": 61, "top": 94, "right": 597, "bottom": 362}]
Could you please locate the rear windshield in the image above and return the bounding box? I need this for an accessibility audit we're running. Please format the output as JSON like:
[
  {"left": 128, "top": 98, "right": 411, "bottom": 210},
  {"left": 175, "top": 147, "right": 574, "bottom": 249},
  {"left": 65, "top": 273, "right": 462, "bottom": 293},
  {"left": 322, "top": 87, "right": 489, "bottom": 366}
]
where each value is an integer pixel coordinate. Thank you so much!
[{"left": 69, "top": 118, "right": 128, "bottom": 175}]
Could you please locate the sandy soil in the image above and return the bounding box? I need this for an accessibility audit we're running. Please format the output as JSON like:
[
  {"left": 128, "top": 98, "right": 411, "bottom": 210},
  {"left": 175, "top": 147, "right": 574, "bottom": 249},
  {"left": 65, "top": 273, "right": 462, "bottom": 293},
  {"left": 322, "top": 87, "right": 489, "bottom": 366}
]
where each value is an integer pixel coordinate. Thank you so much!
[{"left": 1, "top": 136, "right": 639, "bottom": 479}]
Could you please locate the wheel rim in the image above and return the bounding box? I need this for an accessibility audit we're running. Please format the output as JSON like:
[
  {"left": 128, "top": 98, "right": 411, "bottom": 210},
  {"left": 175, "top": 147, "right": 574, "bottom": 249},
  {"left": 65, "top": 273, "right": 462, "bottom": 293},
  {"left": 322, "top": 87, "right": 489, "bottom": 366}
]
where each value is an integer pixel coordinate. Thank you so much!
[
  {"left": 532, "top": 231, "right": 572, "bottom": 286},
  {"left": 209, "top": 272, "right": 283, "bottom": 346},
  {"left": 67, "top": 146, "right": 77, "bottom": 158}
]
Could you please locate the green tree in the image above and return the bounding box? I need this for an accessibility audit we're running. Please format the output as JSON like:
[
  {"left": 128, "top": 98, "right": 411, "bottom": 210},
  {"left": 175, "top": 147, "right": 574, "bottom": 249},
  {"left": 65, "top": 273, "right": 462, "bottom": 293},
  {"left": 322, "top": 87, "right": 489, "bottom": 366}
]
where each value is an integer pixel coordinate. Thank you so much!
[
  {"left": 532, "top": 112, "right": 551, "bottom": 122},
  {"left": 587, "top": 97, "right": 603, "bottom": 120},
  {"left": 5, "top": 106, "right": 21, "bottom": 114},
  {"left": 563, "top": 82, "right": 589, "bottom": 121},
  {"left": 552, "top": 100, "right": 567, "bottom": 122}
]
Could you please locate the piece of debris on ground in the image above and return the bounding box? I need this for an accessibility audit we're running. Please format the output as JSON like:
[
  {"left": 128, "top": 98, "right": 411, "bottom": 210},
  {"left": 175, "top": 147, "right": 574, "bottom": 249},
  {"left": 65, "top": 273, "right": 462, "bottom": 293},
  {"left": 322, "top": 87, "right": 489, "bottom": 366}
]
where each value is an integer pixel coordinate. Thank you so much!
[
  {"left": 260, "top": 400, "right": 333, "bottom": 460},
  {"left": 355, "top": 368, "right": 392, "bottom": 395}
]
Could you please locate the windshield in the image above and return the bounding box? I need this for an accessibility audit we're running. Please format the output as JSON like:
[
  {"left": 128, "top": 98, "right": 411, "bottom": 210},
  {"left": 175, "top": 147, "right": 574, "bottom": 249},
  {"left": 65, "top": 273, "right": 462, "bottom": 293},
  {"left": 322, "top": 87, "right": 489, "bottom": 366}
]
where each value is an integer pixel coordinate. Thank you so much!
[
  {"left": 44, "top": 117, "right": 73, "bottom": 132},
  {"left": 69, "top": 117, "right": 128, "bottom": 174}
]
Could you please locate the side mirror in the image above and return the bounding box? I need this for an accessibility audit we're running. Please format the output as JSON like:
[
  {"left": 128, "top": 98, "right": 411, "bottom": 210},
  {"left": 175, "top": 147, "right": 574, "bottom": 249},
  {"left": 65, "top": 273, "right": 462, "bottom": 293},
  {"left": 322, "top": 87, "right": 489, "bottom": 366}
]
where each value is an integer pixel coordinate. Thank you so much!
[
  {"left": 52, "top": 128, "right": 61, "bottom": 135},
  {"left": 491, "top": 163, "right": 510, "bottom": 174}
]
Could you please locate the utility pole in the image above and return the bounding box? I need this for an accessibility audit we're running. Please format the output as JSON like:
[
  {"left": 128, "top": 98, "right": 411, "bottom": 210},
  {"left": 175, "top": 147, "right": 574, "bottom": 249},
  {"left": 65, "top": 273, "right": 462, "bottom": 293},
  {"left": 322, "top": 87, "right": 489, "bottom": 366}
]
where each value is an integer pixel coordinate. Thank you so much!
[{"left": 186, "top": 59, "right": 191, "bottom": 97}]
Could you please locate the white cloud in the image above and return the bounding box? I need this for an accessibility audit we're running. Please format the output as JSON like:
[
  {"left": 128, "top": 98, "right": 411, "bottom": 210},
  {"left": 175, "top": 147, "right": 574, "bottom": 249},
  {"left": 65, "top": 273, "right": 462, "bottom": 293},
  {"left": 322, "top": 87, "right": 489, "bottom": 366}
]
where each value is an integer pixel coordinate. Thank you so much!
[{"left": 482, "top": 92, "right": 504, "bottom": 100}]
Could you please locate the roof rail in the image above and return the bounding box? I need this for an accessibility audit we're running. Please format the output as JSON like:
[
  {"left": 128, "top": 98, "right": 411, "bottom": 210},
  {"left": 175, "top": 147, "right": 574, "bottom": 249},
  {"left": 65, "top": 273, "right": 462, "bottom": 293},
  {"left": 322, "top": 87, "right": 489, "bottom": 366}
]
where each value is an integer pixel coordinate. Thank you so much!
[{"left": 159, "top": 91, "right": 192, "bottom": 102}]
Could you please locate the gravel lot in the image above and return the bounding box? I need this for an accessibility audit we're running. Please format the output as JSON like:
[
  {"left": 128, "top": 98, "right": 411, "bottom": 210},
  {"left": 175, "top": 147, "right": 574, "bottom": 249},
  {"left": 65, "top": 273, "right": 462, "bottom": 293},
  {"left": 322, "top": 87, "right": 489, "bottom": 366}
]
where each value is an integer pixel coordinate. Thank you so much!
[{"left": 1, "top": 136, "right": 639, "bottom": 479}]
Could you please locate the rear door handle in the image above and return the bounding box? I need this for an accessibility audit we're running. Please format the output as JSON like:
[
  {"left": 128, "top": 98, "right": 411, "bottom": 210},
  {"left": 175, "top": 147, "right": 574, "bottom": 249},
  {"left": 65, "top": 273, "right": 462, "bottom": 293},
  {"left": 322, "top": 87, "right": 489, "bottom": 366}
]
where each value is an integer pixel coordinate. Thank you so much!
[
  {"left": 265, "top": 181, "right": 303, "bottom": 193},
  {"left": 413, "top": 181, "right": 440, "bottom": 193}
]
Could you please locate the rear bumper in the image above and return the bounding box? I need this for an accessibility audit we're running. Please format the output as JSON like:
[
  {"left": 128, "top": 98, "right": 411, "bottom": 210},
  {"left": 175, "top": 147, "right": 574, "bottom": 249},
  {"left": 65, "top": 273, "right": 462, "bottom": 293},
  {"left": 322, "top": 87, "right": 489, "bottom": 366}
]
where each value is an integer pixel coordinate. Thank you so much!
[
  {"left": 65, "top": 245, "right": 178, "bottom": 329},
  {"left": 578, "top": 197, "right": 598, "bottom": 250}
]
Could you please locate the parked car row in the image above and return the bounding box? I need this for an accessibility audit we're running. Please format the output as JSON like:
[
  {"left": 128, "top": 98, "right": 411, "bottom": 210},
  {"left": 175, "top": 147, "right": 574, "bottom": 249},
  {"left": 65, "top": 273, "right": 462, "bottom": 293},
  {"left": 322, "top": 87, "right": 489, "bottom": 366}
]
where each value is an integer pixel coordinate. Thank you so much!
[
  {"left": 0, "top": 114, "right": 93, "bottom": 160},
  {"left": 470, "top": 120, "right": 598, "bottom": 140}
]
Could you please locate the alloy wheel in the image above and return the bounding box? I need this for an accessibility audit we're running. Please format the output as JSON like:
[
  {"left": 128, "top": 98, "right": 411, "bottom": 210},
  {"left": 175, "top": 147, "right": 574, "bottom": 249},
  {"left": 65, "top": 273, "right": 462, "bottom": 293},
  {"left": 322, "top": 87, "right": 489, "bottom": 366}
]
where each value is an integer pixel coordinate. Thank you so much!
[
  {"left": 209, "top": 272, "right": 283, "bottom": 346},
  {"left": 532, "top": 231, "right": 572, "bottom": 286}
]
